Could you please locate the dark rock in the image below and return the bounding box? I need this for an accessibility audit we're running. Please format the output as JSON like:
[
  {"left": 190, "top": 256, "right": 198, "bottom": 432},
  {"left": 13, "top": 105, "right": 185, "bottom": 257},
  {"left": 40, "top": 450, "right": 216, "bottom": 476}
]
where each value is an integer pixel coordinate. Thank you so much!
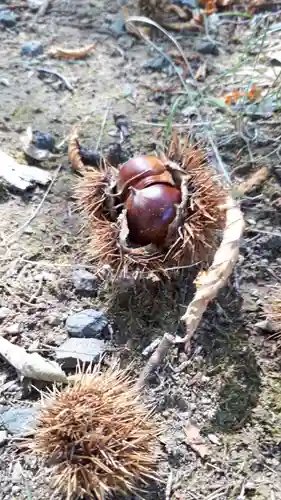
[
  {"left": 55, "top": 337, "right": 106, "bottom": 368},
  {"left": 143, "top": 56, "right": 170, "bottom": 71},
  {"left": 66, "top": 309, "right": 109, "bottom": 339},
  {"left": 79, "top": 147, "right": 101, "bottom": 167},
  {"left": 1, "top": 407, "right": 37, "bottom": 435},
  {"left": 0, "top": 9, "right": 16, "bottom": 27},
  {"left": 72, "top": 268, "right": 98, "bottom": 296},
  {"left": 32, "top": 130, "right": 55, "bottom": 152},
  {"left": 195, "top": 38, "right": 219, "bottom": 56},
  {"left": 20, "top": 41, "right": 44, "bottom": 57}
]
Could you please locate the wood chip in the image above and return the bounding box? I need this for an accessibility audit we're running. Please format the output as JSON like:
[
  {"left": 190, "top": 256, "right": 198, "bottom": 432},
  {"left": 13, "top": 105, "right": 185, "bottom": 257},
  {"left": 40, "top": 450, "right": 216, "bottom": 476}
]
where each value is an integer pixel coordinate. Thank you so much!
[
  {"left": 184, "top": 423, "right": 209, "bottom": 458},
  {"left": 47, "top": 44, "right": 95, "bottom": 60},
  {"left": 0, "top": 150, "right": 51, "bottom": 191}
]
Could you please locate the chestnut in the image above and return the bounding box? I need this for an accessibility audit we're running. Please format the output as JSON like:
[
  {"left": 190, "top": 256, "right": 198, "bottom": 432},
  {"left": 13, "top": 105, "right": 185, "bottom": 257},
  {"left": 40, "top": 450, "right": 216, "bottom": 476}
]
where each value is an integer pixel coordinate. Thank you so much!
[
  {"left": 125, "top": 183, "right": 181, "bottom": 246},
  {"left": 118, "top": 155, "right": 174, "bottom": 199}
]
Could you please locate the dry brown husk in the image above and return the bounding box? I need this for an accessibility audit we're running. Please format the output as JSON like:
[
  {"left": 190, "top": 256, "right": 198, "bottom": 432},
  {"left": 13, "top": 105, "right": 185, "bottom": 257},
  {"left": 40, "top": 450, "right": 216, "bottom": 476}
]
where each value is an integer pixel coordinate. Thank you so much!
[{"left": 70, "top": 130, "right": 227, "bottom": 280}]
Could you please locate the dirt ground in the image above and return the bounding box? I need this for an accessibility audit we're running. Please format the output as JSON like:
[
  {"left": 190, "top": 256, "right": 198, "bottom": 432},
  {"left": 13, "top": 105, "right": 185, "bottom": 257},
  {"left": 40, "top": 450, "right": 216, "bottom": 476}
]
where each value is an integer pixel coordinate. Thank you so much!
[{"left": 0, "top": 1, "right": 281, "bottom": 499}]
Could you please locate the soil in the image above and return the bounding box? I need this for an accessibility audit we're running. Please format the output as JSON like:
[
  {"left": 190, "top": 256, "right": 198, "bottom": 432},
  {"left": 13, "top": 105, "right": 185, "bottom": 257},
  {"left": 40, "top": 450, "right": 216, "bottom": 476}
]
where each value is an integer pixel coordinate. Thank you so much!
[{"left": 0, "top": 1, "right": 281, "bottom": 499}]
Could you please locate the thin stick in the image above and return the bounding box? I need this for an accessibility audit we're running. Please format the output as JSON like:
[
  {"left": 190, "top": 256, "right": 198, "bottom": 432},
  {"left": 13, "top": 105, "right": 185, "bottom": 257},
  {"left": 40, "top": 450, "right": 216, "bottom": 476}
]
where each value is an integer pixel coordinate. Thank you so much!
[
  {"left": 137, "top": 333, "right": 174, "bottom": 389},
  {"left": 179, "top": 196, "right": 244, "bottom": 348},
  {"left": 95, "top": 101, "right": 111, "bottom": 151},
  {"left": 5, "top": 163, "right": 63, "bottom": 244},
  {"left": 37, "top": 67, "right": 74, "bottom": 92}
]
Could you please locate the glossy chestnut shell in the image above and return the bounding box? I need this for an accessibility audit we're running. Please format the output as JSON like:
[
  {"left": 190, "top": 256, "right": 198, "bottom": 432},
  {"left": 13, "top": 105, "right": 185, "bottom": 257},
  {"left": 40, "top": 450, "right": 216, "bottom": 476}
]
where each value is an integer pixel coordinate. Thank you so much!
[
  {"left": 118, "top": 155, "right": 174, "bottom": 200},
  {"left": 125, "top": 183, "right": 181, "bottom": 246}
]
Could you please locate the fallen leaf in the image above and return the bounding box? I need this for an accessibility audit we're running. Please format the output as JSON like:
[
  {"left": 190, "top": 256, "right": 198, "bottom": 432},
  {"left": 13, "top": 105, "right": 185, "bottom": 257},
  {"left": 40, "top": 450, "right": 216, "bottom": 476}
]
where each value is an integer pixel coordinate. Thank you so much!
[
  {"left": 184, "top": 423, "right": 209, "bottom": 458},
  {"left": 195, "top": 61, "right": 207, "bottom": 81}
]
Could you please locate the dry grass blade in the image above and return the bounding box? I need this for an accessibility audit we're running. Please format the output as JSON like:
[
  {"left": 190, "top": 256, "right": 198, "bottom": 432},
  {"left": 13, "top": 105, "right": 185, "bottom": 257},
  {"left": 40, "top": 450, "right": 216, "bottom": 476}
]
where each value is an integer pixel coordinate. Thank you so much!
[
  {"left": 27, "top": 365, "right": 160, "bottom": 500},
  {"left": 126, "top": 16, "right": 189, "bottom": 69}
]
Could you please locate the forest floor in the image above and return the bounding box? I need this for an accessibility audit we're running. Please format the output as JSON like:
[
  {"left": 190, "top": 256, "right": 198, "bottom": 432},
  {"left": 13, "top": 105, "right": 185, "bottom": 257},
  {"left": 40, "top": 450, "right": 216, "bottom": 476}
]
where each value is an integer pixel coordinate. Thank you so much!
[{"left": 0, "top": 1, "right": 281, "bottom": 499}]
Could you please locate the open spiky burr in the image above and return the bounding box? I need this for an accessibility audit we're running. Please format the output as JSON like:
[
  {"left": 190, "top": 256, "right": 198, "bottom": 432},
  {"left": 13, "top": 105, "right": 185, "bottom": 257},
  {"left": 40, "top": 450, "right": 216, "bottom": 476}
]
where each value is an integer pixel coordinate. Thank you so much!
[{"left": 69, "top": 131, "right": 226, "bottom": 280}]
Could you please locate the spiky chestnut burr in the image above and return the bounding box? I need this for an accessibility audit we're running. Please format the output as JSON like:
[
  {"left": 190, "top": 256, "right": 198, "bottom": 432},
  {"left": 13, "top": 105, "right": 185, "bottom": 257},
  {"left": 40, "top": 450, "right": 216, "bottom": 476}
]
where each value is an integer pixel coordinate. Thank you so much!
[
  {"left": 28, "top": 365, "right": 159, "bottom": 500},
  {"left": 70, "top": 131, "right": 227, "bottom": 279}
]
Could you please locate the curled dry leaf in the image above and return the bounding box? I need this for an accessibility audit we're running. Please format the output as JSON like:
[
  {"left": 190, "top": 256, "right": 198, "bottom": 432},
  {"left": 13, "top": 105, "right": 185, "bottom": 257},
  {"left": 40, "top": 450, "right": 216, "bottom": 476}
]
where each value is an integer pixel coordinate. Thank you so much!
[
  {"left": 20, "top": 126, "right": 53, "bottom": 162},
  {"left": 184, "top": 423, "right": 209, "bottom": 458},
  {"left": 47, "top": 44, "right": 95, "bottom": 60},
  {"left": 68, "top": 127, "right": 86, "bottom": 171}
]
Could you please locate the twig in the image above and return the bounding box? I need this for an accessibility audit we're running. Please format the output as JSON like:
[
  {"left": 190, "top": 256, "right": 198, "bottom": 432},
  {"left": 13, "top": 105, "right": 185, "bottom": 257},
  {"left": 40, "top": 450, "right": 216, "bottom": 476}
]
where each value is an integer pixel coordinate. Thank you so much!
[
  {"left": 95, "top": 101, "right": 111, "bottom": 151},
  {"left": 30, "top": 0, "right": 51, "bottom": 25},
  {"left": 36, "top": 67, "right": 74, "bottom": 92},
  {"left": 137, "top": 333, "right": 174, "bottom": 389},
  {"left": 165, "top": 470, "right": 174, "bottom": 500},
  {"left": 178, "top": 196, "right": 244, "bottom": 348},
  {"left": 5, "top": 163, "right": 63, "bottom": 244}
]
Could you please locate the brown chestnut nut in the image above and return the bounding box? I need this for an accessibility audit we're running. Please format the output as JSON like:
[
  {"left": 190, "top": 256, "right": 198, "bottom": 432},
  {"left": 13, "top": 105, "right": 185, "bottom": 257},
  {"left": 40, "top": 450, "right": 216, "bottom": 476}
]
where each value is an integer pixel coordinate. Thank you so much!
[
  {"left": 118, "top": 156, "right": 174, "bottom": 200},
  {"left": 125, "top": 183, "right": 181, "bottom": 246}
]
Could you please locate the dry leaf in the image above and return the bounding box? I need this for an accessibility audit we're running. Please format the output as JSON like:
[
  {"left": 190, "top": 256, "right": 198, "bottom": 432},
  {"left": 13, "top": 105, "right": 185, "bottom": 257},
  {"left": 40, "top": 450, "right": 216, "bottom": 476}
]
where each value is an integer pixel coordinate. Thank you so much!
[
  {"left": 47, "top": 44, "right": 95, "bottom": 60},
  {"left": 0, "top": 336, "right": 67, "bottom": 383},
  {"left": 195, "top": 61, "right": 207, "bottom": 81},
  {"left": 184, "top": 423, "right": 209, "bottom": 458}
]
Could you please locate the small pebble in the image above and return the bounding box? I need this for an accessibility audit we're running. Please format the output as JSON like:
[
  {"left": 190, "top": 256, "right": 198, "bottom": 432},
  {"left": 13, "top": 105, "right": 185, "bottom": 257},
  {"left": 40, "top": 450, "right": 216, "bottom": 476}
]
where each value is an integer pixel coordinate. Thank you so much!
[
  {"left": 207, "top": 433, "right": 221, "bottom": 445},
  {"left": 0, "top": 9, "right": 17, "bottom": 27},
  {"left": 143, "top": 56, "right": 169, "bottom": 71},
  {"left": 72, "top": 268, "right": 98, "bottom": 296},
  {"left": 28, "top": 0, "right": 45, "bottom": 11},
  {"left": 46, "top": 313, "right": 61, "bottom": 326},
  {"left": 20, "top": 41, "right": 44, "bottom": 57},
  {"left": 0, "top": 307, "right": 10, "bottom": 320},
  {"left": 32, "top": 130, "right": 55, "bottom": 152},
  {"left": 4, "top": 323, "right": 23, "bottom": 335},
  {"left": 12, "top": 461, "right": 23, "bottom": 484},
  {"left": 195, "top": 38, "right": 219, "bottom": 56}
]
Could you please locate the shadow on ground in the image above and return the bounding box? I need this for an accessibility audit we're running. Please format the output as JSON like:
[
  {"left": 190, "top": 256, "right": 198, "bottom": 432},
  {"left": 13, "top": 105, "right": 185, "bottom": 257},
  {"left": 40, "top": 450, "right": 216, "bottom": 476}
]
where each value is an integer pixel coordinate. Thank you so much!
[{"left": 196, "top": 281, "right": 262, "bottom": 432}]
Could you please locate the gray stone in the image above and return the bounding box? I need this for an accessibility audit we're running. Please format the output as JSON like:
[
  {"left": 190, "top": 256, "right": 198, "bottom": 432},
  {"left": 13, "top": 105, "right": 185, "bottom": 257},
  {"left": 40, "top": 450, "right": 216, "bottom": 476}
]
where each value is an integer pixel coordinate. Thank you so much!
[
  {"left": 55, "top": 337, "right": 106, "bottom": 368},
  {"left": 0, "top": 407, "right": 37, "bottom": 435},
  {"left": 143, "top": 56, "right": 170, "bottom": 71},
  {"left": 195, "top": 38, "right": 219, "bottom": 56},
  {"left": 72, "top": 269, "right": 98, "bottom": 295},
  {"left": 4, "top": 323, "right": 23, "bottom": 335},
  {"left": 0, "top": 429, "right": 7, "bottom": 445},
  {"left": 0, "top": 307, "right": 10, "bottom": 320},
  {"left": 0, "top": 10, "right": 17, "bottom": 27},
  {"left": 12, "top": 461, "right": 23, "bottom": 483},
  {"left": 66, "top": 309, "right": 109, "bottom": 339},
  {"left": 20, "top": 41, "right": 44, "bottom": 57},
  {"left": 28, "top": 0, "right": 45, "bottom": 11}
]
